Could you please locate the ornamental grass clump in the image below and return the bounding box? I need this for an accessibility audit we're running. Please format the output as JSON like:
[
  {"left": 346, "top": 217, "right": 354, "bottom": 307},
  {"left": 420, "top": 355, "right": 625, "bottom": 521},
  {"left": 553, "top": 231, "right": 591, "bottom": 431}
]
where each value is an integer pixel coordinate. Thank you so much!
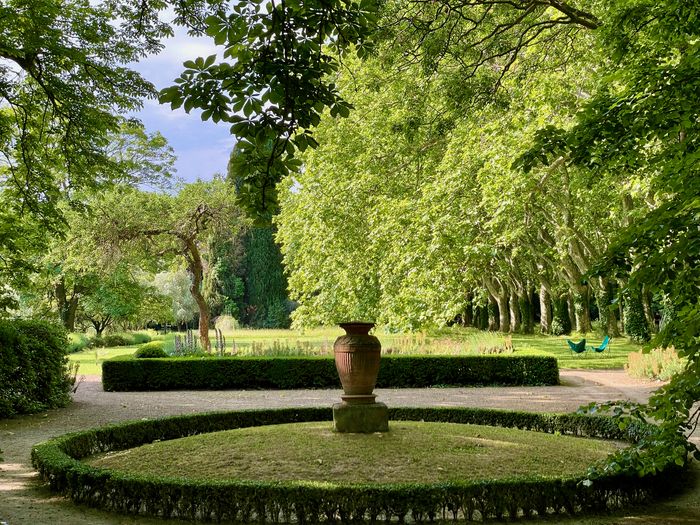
[
  {"left": 626, "top": 347, "right": 686, "bottom": 381},
  {"left": 384, "top": 331, "right": 511, "bottom": 355}
]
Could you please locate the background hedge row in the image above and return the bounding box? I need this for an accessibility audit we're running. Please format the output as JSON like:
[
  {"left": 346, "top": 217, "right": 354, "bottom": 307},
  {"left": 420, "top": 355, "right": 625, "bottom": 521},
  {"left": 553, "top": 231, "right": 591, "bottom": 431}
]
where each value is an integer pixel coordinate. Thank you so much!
[
  {"left": 102, "top": 354, "right": 559, "bottom": 391},
  {"left": 0, "top": 319, "right": 72, "bottom": 418},
  {"left": 32, "top": 407, "right": 682, "bottom": 523}
]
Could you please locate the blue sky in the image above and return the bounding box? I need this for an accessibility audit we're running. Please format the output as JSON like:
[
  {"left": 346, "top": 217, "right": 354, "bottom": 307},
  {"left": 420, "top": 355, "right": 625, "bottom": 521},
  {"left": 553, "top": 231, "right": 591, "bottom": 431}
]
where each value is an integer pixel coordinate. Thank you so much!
[{"left": 131, "top": 25, "right": 232, "bottom": 183}]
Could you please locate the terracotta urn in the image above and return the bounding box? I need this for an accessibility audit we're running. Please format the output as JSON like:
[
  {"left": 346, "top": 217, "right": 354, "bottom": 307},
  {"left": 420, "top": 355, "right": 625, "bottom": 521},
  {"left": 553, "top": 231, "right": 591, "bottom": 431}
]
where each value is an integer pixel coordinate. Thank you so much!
[{"left": 334, "top": 322, "right": 381, "bottom": 403}]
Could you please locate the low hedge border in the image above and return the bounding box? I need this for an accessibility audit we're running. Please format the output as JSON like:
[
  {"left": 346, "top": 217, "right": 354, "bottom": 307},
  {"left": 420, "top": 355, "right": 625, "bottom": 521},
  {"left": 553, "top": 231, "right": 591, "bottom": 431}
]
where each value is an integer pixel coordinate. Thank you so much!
[
  {"left": 31, "top": 407, "right": 682, "bottom": 524},
  {"left": 102, "top": 354, "right": 559, "bottom": 391}
]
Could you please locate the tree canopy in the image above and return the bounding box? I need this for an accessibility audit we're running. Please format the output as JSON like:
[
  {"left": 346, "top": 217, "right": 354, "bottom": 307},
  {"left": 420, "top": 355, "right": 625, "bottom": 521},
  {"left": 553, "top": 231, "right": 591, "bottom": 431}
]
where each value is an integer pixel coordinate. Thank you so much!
[
  {"left": 0, "top": 0, "right": 174, "bottom": 308},
  {"left": 91, "top": 178, "right": 246, "bottom": 351},
  {"left": 273, "top": 0, "right": 699, "bottom": 474}
]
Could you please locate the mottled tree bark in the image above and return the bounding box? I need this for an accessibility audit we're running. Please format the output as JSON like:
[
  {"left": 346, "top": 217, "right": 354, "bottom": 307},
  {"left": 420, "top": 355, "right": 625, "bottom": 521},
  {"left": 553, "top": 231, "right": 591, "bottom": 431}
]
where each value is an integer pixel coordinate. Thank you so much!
[
  {"left": 184, "top": 238, "right": 211, "bottom": 353},
  {"left": 539, "top": 284, "right": 552, "bottom": 334},
  {"left": 572, "top": 285, "right": 592, "bottom": 333},
  {"left": 487, "top": 294, "right": 499, "bottom": 331},
  {"left": 483, "top": 277, "right": 510, "bottom": 332},
  {"left": 509, "top": 289, "right": 520, "bottom": 333}
]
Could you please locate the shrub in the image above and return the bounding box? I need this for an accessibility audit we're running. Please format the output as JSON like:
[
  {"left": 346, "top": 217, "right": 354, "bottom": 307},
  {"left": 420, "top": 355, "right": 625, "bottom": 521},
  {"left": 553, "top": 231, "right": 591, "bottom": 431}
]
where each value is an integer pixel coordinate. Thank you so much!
[
  {"left": 0, "top": 319, "right": 72, "bottom": 418},
  {"left": 130, "top": 332, "right": 153, "bottom": 345},
  {"left": 134, "top": 342, "right": 168, "bottom": 359},
  {"left": 31, "top": 407, "right": 683, "bottom": 524},
  {"left": 88, "top": 332, "right": 151, "bottom": 348},
  {"left": 624, "top": 292, "right": 651, "bottom": 344},
  {"left": 626, "top": 347, "right": 686, "bottom": 381},
  {"left": 87, "top": 336, "right": 105, "bottom": 348},
  {"left": 102, "top": 334, "right": 133, "bottom": 347},
  {"left": 214, "top": 314, "right": 239, "bottom": 332},
  {"left": 67, "top": 333, "right": 90, "bottom": 353},
  {"left": 102, "top": 355, "right": 559, "bottom": 391}
]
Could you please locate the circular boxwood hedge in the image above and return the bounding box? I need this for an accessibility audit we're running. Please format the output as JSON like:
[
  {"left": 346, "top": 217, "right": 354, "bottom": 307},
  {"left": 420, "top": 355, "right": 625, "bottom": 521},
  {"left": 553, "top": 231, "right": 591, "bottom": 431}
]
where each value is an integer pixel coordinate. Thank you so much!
[{"left": 31, "top": 407, "right": 682, "bottom": 524}]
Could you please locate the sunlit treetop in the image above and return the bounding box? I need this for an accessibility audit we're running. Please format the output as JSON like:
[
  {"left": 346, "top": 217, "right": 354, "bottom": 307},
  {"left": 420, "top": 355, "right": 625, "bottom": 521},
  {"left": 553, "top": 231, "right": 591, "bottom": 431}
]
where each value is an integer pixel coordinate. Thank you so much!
[{"left": 161, "top": 0, "right": 600, "bottom": 221}]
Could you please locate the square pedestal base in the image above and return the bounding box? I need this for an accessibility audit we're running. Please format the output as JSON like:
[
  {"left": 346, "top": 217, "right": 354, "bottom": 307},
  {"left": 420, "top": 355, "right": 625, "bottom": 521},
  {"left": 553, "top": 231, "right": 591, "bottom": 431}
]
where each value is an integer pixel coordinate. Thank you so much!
[{"left": 333, "top": 401, "right": 389, "bottom": 433}]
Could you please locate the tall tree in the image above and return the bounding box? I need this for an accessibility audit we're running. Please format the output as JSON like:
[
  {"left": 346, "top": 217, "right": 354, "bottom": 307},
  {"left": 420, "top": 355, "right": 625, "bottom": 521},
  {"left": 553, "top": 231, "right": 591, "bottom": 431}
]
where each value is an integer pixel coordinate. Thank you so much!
[
  {"left": 518, "top": 0, "right": 700, "bottom": 473},
  {"left": 95, "top": 178, "right": 245, "bottom": 351},
  {"left": 17, "top": 123, "right": 175, "bottom": 327},
  {"left": 163, "top": 0, "right": 602, "bottom": 218},
  {"left": 77, "top": 267, "right": 149, "bottom": 337},
  {"left": 240, "top": 227, "right": 290, "bottom": 328},
  {"left": 1, "top": 0, "right": 173, "bottom": 307},
  {"left": 0, "top": 0, "right": 170, "bottom": 221}
]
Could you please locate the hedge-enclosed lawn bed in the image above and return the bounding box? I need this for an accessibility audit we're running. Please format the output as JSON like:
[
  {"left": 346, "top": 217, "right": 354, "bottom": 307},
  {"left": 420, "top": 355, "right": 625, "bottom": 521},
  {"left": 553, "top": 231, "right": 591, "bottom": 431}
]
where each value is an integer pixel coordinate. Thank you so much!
[
  {"left": 85, "top": 420, "right": 622, "bottom": 483},
  {"left": 31, "top": 407, "right": 682, "bottom": 523},
  {"left": 102, "top": 354, "right": 560, "bottom": 391}
]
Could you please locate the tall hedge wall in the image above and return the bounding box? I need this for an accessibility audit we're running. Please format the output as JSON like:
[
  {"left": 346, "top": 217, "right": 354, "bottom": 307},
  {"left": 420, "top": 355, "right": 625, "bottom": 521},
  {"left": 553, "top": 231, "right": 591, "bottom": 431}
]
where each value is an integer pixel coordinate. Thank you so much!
[
  {"left": 0, "top": 319, "right": 72, "bottom": 418},
  {"left": 102, "top": 354, "right": 559, "bottom": 391},
  {"left": 31, "top": 407, "right": 683, "bottom": 524}
]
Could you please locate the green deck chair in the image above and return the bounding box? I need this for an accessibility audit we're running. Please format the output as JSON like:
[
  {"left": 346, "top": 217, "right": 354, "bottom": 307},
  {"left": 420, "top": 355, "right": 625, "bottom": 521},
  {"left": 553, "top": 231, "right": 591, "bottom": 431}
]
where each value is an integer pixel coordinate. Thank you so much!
[
  {"left": 567, "top": 338, "right": 587, "bottom": 355},
  {"left": 589, "top": 336, "right": 611, "bottom": 354}
]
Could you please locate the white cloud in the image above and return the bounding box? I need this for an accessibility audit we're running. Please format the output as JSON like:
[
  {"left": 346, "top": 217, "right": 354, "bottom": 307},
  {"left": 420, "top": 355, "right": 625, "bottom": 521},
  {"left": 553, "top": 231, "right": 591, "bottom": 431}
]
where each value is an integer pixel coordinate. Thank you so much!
[
  {"left": 132, "top": 25, "right": 222, "bottom": 88},
  {"left": 128, "top": 17, "right": 234, "bottom": 184}
]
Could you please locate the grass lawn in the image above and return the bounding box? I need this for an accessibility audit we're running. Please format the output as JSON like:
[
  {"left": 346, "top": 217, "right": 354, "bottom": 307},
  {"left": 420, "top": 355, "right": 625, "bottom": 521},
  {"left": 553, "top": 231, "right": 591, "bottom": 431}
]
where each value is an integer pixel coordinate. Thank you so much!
[
  {"left": 511, "top": 333, "right": 641, "bottom": 370},
  {"left": 86, "top": 421, "right": 620, "bottom": 483},
  {"left": 69, "top": 326, "right": 640, "bottom": 376},
  {"left": 70, "top": 346, "right": 140, "bottom": 376}
]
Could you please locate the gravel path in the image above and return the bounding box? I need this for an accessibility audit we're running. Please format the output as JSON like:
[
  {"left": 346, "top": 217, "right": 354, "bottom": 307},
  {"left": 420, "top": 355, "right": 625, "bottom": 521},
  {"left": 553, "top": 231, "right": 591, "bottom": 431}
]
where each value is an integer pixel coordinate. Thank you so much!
[{"left": 1, "top": 370, "right": 698, "bottom": 525}]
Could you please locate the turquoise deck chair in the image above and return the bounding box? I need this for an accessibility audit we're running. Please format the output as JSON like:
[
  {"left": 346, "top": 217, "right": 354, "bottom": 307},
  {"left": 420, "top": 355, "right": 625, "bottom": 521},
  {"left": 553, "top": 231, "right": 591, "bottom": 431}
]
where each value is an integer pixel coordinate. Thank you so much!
[
  {"left": 567, "top": 338, "right": 587, "bottom": 355},
  {"left": 590, "top": 336, "right": 611, "bottom": 354}
]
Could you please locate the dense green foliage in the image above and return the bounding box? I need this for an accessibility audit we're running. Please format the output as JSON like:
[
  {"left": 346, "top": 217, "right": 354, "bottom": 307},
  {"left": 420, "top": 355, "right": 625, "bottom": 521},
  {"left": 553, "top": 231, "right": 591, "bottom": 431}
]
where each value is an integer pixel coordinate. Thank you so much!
[
  {"left": 0, "top": 319, "right": 71, "bottom": 418},
  {"left": 160, "top": 0, "right": 378, "bottom": 220},
  {"left": 275, "top": 40, "right": 624, "bottom": 334},
  {"left": 1, "top": 0, "right": 696, "bottom": 483},
  {"left": 517, "top": 0, "right": 700, "bottom": 476},
  {"left": 0, "top": 1, "right": 173, "bottom": 306},
  {"left": 240, "top": 227, "right": 290, "bottom": 328},
  {"left": 102, "top": 354, "right": 558, "bottom": 391},
  {"left": 274, "top": 0, "right": 700, "bottom": 476},
  {"left": 86, "top": 178, "right": 245, "bottom": 350},
  {"left": 31, "top": 407, "right": 681, "bottom": 523},
  {"left": 622, "top": 292, "right": 651, "bottom": 344}
]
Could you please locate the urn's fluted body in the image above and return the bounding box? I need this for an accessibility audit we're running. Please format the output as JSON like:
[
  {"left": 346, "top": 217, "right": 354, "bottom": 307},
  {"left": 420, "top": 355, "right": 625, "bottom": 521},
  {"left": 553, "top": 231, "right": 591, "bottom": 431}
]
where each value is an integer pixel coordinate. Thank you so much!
[{"left": 333, "top": 322, "right": 381, "bottom": 397}]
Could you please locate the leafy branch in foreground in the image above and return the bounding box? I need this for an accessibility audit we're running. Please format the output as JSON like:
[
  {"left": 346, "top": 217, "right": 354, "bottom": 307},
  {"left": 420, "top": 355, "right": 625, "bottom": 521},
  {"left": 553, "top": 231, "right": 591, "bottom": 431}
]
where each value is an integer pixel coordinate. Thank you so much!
[{"left": 160, "top": 0, "right": 379, "bottom": 220}]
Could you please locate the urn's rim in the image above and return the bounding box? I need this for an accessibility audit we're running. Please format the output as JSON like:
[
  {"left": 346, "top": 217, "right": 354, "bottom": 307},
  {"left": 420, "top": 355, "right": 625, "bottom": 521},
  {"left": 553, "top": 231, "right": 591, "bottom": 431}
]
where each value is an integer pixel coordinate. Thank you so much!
[{"left": 339, "top": 321, "right": 375, "bottom": 335}]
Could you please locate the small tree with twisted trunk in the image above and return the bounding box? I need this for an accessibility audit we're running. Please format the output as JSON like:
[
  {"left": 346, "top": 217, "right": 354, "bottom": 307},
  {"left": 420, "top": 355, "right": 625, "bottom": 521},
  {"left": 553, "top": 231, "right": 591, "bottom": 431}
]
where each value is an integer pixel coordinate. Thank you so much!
[{"left": 95, "top": 178, "right": 244, "bottom": 352}]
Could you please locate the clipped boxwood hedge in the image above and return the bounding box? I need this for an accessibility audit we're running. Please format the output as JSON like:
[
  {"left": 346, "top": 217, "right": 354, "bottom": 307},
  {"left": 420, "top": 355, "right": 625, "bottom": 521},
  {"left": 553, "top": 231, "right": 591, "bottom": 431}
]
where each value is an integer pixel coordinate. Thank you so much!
[
  {"left": 102, "top": 354, "right": 559, "bottom": 391},
  {"left": 31, "top": 407, "right": 682, "bottom": 524}
]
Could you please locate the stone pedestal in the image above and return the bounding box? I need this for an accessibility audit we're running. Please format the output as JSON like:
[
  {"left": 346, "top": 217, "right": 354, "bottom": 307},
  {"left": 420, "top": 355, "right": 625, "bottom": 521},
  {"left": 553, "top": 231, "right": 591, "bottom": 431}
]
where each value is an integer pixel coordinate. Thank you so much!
[{"left": 333, "top": 401, "right": 389, "bottom": 433}]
